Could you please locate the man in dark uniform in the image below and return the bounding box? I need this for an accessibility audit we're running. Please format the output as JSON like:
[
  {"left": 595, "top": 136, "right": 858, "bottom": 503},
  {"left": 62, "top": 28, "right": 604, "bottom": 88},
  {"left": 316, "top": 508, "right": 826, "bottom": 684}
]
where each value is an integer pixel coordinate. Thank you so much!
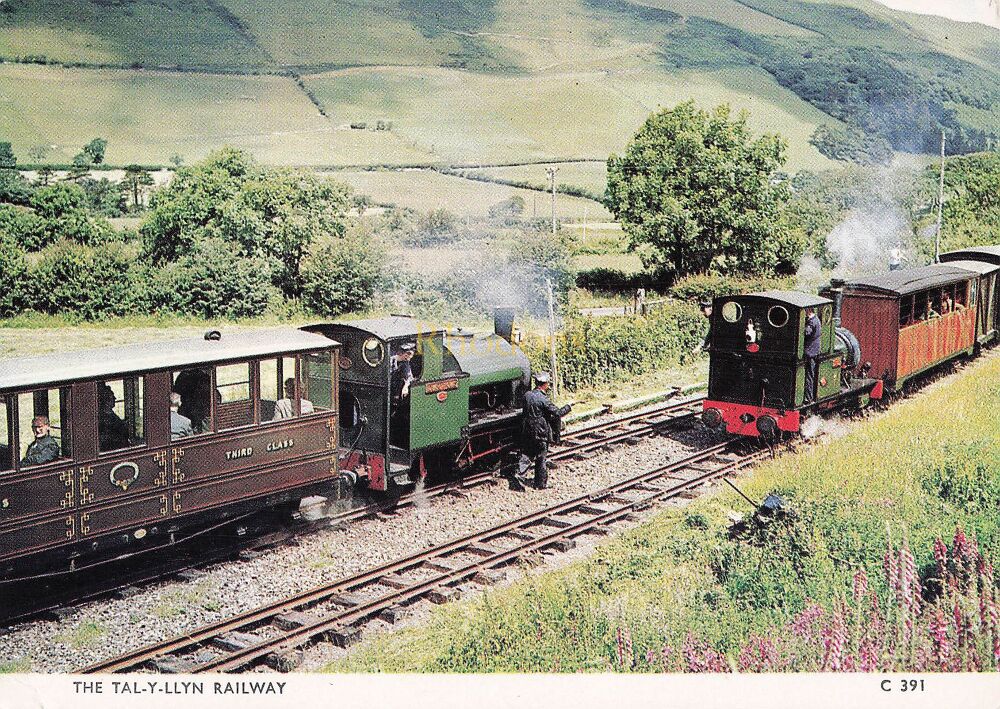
[
  {"left": 97, "top": 384, "right": 129, "bottom": 452},
  {"left": 21, "top": 415, "right": 60, "bottom": 467},
  {"left": 516, "top": 371, "right": 571, "bottom": 490},
  {"left": 390, "top": 342, "right": 417, "bottom": 401},
  {"left": 803, "top": 306, "right": 822, "bottom": 404},
  {"left": 692, "top": 300, "right": 713, "bottom": 354}
]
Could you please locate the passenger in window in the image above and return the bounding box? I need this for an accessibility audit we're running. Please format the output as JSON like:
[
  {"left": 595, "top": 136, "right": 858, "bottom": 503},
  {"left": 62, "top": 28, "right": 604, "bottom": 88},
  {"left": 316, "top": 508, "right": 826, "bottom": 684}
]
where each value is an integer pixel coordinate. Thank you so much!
[
  {"left": 272, "top": 378, "right": 314, "bottom": 420},
  {"left": 98, "top": 384, "right": 129, "bottom": 451},
  {"left": 174, "top": 368, "right": 211, "bottom": 433},
  {"left": 21, "top": 416, "right": 60, "bottom": 467},
  {"left": 942, "top": 295, "right": 953, "bottom": 314},
  {"left": 170, "top": 392, "right": 194, "bottom": 439}
]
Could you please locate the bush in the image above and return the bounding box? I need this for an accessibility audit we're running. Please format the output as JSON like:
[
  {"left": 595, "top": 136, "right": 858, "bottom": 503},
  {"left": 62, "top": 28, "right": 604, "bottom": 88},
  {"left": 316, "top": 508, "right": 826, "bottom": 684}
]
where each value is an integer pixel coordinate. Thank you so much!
[
  {"left": 0, "top": 234, "right": 31, "bottom": 316},
  {"left": 30, "top": 182, "right": 116, "bottom": 246},
  {"left": 0, "top": 204, "right": 47, "bottom": 250},
  {"left": 300, "top": 235, "right": 388, "bottom": 316},
  {"left": 30, "top": 241, "right": 143, "bottom": 320},
  {"left": 146, "top": 237, "right": 277, "bottom": 319},
  {"left": 520, "top": 302, "right": 704, "bottom": 391},
  {"left": 575, "top": 267, "right": 664, "bottom": 293},
  {"left": 669, "top": 272, "right": 796, "bottom": 304}
]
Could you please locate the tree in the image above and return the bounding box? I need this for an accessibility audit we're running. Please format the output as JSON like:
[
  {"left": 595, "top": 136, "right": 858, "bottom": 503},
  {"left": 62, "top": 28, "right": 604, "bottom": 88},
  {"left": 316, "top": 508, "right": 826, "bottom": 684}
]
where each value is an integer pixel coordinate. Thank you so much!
[
  {"left": 82, "top": 138, "right": 108, "bottom": 165},
  {"left": 605, "top": 101, "right": 799, "bottom": 278},
  {"left": 141, "top": 147, "right": 352, "bottom": 297},
  {"left": 301, "top": 234, "right": 388, "bottom": 315},
  {"left": 0, "top": 142, "right": 16, "bottom": 169},
  {"left": 121, "top": 164, "right": 154, "bottom": 210},
  {"left": 30, "top": 182, "right": 115, "bottom": 246},
  {"left": 68, "top": 152, "right": 93, "bottom": 180},
  {"left": 28, "top": 145, "right": 51, "bottom": 162},
  {"left": 36, "top": 166, "right": 54, "bottom": 186},
  {"left": 169, "top": 154, "right": 184, "bottom": 167}
]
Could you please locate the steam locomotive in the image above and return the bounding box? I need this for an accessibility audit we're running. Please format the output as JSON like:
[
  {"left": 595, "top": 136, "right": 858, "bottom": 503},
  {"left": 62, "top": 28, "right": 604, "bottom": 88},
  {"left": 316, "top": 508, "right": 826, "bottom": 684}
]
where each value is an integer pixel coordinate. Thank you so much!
[
  {"left": 0, "top": 313, "right": 529, "bottom": 584},
  {"left": 701, "top": 246, "right": 1000, "bottom": 438}
]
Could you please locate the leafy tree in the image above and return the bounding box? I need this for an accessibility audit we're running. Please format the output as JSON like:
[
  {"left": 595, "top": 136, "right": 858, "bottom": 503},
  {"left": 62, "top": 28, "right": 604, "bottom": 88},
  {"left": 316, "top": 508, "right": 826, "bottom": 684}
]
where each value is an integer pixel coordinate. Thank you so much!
[
  {"left": 68, "top": 152, "right": 93, "bottom": 180},
  {"left": 142, "top": 147, "right": 352, "bottom": 297},
  {"left": 488, "top": 195, "right": 525, "bottom": 223},
  {"left": 121, "top": 164, "right": 154, "bottom": 211},
  {"left": 0, "top": 204, "right": 47, "bottom": 250},
  {"left": 35, "top": 166, "right": 54, "bottom": 186},
  {"left": 809, "top": 124, "right": 893, "bottom": 166},
  {"left": 169, "top": 154, "right": 184, "bottom": 167},
  {"left": 28, "top": 145, "right": 50, "bottom": 162},
  {"left": 146, "top": 237, "right": 277, "bottom": 319},
  {"left": 605, "top": 101, "right": 799, "bottom": 278},
  {"left": 30, "top": 182, "right": 115, "bottom": 246},
  {"left": 301, "top": 234, "right": 388, "bottom": 315},
  {"left": 0, "top": 169, "right": 34, "bottom": 206},
  {"left": 0, "top": 232, "right": 31, "bottom": 316},
  {"left": 0, "top": 142, "right": 16, "bottom": 169},
  {"left": 79, "top": 177, "right": 127, "bottom": 217},
  {"left": 29, "top": 241, "right": 141, "bottom": 320},
  {"left": 82, "top": 138, "right": 108, "bottom": 165}
]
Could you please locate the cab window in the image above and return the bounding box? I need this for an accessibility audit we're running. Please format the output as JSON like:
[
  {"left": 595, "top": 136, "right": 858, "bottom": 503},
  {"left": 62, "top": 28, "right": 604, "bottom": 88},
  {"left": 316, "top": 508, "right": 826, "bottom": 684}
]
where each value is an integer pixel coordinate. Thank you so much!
[
  {"left": 215, "top": 363, "right": 253, "bottom": 430},
  {"left": 302, "top": 353, "right": 334, "bottom": 413},
  {"left": 261, "top": 356, "right": 299, "bottom": 421},
  {"left": 172, "top": 367, "right": 212, "bottom": 435},
  {"left": 899, "top": 295, "right": 913, "bottom": 327},
  {"left": 17, "top": 388, "right": 72, "bottom": 468},
  {"left": 98, "top": 377, "right": 145, "bottom": 453},
  {"left": 0, "top": 398, "right": 12, "bottom": 473}
]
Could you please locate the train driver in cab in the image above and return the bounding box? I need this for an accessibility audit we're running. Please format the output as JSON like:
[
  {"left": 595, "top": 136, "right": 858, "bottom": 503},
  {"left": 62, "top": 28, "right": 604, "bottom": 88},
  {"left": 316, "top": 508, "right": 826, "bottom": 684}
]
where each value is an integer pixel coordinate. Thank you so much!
[
  {"left": 391, "top": 342, "right": 417, "bottom": 401},
  {"left": 20, "top": 415, "right": 60, "bottom": 467},
  {"left": 804, "top": 306, "right": 822, "bottom": 404}
]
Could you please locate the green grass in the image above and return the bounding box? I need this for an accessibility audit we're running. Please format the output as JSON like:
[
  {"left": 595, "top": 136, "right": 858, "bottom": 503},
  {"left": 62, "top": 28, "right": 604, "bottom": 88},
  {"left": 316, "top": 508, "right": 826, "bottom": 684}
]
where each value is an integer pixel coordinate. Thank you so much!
[
  {"left": 0, "top": 657, "right": 32, "bottom": 673},
  {"left": 0, "top": 0, "right": 270, "bottom": 69},
  {"left": 334, "top": 169, "right": 611, "bottom": 219},
  {"left": 305, "top": 64, "right": 840, "bottom": 171},
  {"left": 0, "top": 64, "right": 432, "bottom": 166},
  {"left": 329, "top": 351, "right": 1000, "bottom": 671}
]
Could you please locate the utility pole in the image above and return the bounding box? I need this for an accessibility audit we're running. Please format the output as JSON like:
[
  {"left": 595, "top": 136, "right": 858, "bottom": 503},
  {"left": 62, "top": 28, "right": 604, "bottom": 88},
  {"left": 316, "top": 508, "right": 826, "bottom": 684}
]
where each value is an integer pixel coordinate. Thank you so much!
[
  {"left": 546, "top": 278, "right": 559, "bottom": 400},
  {"left": 935, "top": 130, "right": 946, "bottom": 264},
  {"left": 546, "top": 166, "right": 558, "bottom": 237}
]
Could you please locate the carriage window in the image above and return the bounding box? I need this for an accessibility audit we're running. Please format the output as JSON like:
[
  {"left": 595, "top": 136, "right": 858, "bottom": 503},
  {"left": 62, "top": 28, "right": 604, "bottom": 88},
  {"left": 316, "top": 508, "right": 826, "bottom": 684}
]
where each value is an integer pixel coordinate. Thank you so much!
[
  {"left": 98, "top": 377, "right": 145, "bottom": 453},
  {"left": 913, "top": 292, "right": 929, "bottom": 322},
  {"left": 941, "top": 285, "right": 955, "bottom": 314},
  {"left": 955, "top": 282, "right": 968, "bottom": 308},
  {"left": 261, "top": 356, "right": 299, "bottom": 421},
  {"left": 215, "top": 363, "right": 253, "bottom": 430},
  {"left": 0, "top": 399, "right": 11, "bottom": 472},
  {"left": 899, "top": 295, "right": 913, "bottom": 327},
  {"left": 172, "top": 367, "right": 212, "bottom": 436},
  {"left": 17, "top": 388, "right": 71, "bottom": 468},
  {"left": 302, "top": 353, "right": 334, "bottom": 412}
]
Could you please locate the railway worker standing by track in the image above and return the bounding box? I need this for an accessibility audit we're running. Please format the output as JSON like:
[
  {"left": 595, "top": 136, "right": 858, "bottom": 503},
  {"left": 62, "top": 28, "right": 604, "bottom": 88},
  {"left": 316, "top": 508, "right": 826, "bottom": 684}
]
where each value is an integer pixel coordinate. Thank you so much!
[
  {"left": 692, "top": 300, "right": 713, "bottom": 355},
  {"left": 803, "top": 306, "right": 822, "bottom": 404},
  {"left": 516, "top": 371, "right": 571, "bottom": 490}
]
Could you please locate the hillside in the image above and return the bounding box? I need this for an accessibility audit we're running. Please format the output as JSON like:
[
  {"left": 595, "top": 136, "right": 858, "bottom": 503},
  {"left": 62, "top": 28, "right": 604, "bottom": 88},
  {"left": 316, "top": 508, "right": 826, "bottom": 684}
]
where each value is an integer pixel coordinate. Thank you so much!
[{"left": 1, "top": 0, "right": 997, "bottom": 168}]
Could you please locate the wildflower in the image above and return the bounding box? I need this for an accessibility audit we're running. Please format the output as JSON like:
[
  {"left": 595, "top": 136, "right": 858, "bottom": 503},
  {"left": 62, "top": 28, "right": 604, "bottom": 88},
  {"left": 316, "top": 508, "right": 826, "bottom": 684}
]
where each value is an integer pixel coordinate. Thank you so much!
[
  {"left": 615, "top": 626, "right": 633, "bottom": 670},
  {"left": 928, "top": 608, "right": 951, "bottom": 667},
  {"left": 853, "top": 568, "right": 869, "bottom": 605},
  {"left": 821, "top": 602, "right": 848, "bottom": 671}
]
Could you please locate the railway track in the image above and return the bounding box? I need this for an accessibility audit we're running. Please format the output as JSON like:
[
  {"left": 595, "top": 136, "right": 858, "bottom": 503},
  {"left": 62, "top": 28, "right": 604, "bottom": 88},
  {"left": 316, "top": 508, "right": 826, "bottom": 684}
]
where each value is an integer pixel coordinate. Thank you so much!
[
  {"left": 3, "top": 393, "right": 705, "bottom": 626},
  {"left": 81, "top": 436, "right": 765, "bottom": 674}
]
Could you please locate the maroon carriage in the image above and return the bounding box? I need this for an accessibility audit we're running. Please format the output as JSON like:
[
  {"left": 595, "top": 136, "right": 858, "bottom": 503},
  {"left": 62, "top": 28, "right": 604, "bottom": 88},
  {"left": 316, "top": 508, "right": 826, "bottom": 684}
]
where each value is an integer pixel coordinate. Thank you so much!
[{"left": 0, "top": 329, "right": 340, "bottom": 582}]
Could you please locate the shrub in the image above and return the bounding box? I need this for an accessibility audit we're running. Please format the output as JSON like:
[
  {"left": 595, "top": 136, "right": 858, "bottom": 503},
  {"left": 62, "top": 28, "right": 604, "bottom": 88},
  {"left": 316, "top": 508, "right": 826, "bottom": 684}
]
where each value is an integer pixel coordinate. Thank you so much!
[
  {"left": 147, "top": 237, "right": 276, "bottom": 319},
  {"left": 669, "top": 272, "right": 796, "bottom": 304},
  {"left": 575, "top": 267, "right": 664, "bottom": 293},
  {"left": 30, "top": 241, "right": 143, "bottom": 320},
  {"left": 0, "top": 234, "right": 31, "bottom": 316},
  {"left": 300, "top": 235, "right": 388, "bottom": 316},
  {"left": 921, "top": 440, "right": 1000, "bottom": 510},
  {"left": 0, "top": 204, "right": 47, "bottom": 250},
  {"left": 30, "top": 182, "right": 116, "bottom": 246}
]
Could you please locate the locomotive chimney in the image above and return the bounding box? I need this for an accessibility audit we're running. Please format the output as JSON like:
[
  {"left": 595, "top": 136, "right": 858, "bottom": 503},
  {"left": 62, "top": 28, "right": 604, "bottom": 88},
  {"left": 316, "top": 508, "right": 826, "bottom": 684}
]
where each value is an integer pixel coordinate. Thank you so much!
[
  {"left": 828, "top": 278, "right": 845, "bottom": 327},
  {"left": 494, "top": 307, "right": 516, "bottom": 342}
]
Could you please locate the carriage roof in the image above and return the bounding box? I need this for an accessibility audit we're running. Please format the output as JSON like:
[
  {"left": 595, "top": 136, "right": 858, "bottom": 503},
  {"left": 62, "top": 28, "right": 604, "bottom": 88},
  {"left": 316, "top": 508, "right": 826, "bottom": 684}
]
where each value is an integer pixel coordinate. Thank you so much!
[{"left": 0, "top": 329, "right": 336, "bottom": 390}]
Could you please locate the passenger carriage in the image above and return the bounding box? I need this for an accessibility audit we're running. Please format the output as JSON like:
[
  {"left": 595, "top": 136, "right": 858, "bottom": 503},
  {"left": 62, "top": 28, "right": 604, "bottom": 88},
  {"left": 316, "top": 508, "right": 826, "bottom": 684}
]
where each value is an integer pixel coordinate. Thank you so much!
[
  {"left": 833, "top": 264, "right": 978, "bottom": 390},
  {"left": 0, "top": 329, "right": 340, "bottom": 581}
]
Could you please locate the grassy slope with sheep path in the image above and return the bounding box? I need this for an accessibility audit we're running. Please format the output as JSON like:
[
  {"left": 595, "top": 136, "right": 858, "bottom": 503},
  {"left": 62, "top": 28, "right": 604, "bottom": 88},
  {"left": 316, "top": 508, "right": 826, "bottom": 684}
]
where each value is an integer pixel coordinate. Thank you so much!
[{"left": 330, "top": 350, "right": 1000, "bottom": 671}]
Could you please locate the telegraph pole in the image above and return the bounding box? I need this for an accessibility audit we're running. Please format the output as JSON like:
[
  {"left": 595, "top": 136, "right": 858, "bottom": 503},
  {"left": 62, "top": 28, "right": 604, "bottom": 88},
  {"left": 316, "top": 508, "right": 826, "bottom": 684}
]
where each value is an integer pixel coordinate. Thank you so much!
[
  {"left": 934, "top": 130, "right": 946, "bottom": 263},
  {"left": 546, "top": 166, "right": 558, "bottom": 237}
]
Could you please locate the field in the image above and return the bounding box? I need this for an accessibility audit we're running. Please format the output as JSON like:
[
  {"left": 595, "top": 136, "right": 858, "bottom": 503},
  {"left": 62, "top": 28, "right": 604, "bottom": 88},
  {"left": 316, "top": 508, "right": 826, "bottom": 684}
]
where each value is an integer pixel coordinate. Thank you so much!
[
  {"left": 331, "top": 351, "right": 1000, "bottom": 672},
  {"left": 460, "top": 161, "right": 608, "bottom": 195},
  {"left": 304, "top": 65, "right": 840, "bottom": 171},
  {"left": 332, "top": 169, "right": 611, "bottom": 220},
  {"left": 0, "top": 64, "right": 431, "bottom": 166}
]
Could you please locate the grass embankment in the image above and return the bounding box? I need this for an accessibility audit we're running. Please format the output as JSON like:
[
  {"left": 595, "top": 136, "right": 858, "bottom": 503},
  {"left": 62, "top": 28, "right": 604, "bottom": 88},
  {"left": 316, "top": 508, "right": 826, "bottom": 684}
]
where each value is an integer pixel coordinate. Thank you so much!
[{"left": 331, "top": 353, "right": 1000, "bottom": 672}]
